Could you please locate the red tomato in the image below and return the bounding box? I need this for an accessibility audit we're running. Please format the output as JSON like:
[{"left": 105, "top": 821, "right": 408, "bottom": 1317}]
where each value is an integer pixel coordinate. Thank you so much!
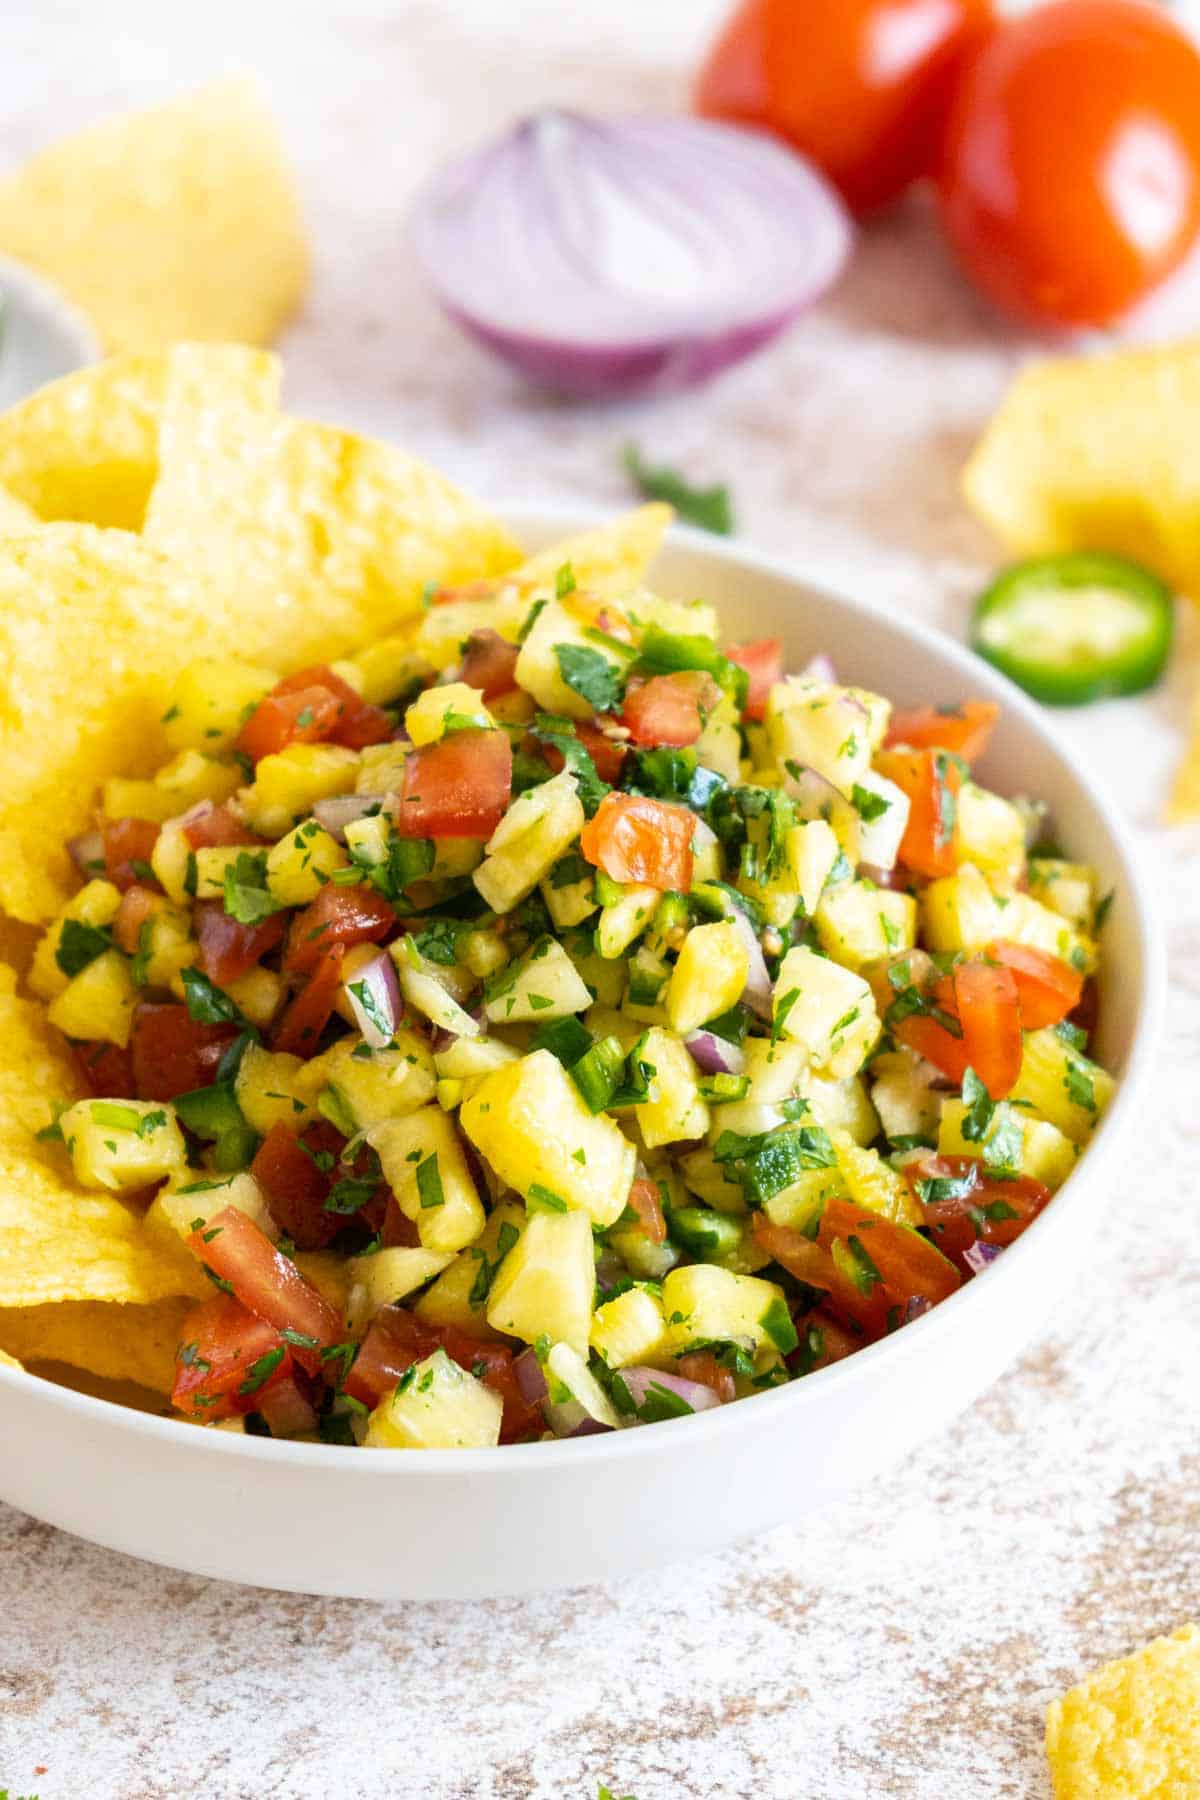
[
  {"left": 101, "top": 817, "right": 160, "bottom": 891},
  {"left": 620, "top": 672, "right": 716, "bottom": 748},
  {"left": 112, "top": 885, "right": 160, "bottom": 955},
  {"left": 130, "top": 1003, "right": 237, "bottom": 1101},
  {"left": 875, "top": 747, "right": 961, "bottom": 878},
  {"left": 538, "top": 720, "right": 627, "bottom": 786},
  {"left": 254, "top": 1372, "right": 319, "bottom": 1436},
  {"left": 674, "top": 1351, "right": 736, "bottom": 1404},
  {"left": 182, "top": 804, "right": 259, "bottom": 850},
  {"left": 725, "top": 638, "right": 783, "bottom": 722},
  {"left": 394, "top": 728, "right": 513, "bottom": 840},
  {"left": 953, "top": 959, "right": 1022, "bottom": 1098},
  {"left": 895, "top": 1009, "right": 971, "bottom": 1086},
  {"left": 251, "top": 1121, "right": 346, "bottom": 1250},
  {"left": 71, "top": 1039, "right": 136, "bottom": 1098},
  {"left": 885, "top": 700, "right": 998, "bottom": 762},
  {"left": 988, "top": 940, "right": 1084, "bottom": 1031},
  {"left": 625, "top": 1175, "right": 667, "bottom": 1245},
  {"left": 273, "top": 943, "right": 345, "bottom": 1057},
  {"left": 344, "top": 1307, "right": 542, "bottom": 1443},
  {"left": 283, "top": 885, "right": 395, "bottom": 976},
  {"left": 237, "top": 686, "right": 343, "bottom": 764},
  {"left": 911, "top": 1153, "right": 1052, "bottom": 1276},
  {"left": 938, "top": 0, "right": 1200, "bottom": 327},
  {"left": 579, "top": 792, "right": 695, "bottom": 891},
  {"left": 460, "top": 629, "right": 520, "bottom": 700},
  {"left": 196, "top": 900, "right": 287, "bottom": 987},
  {"left": 186, "top": 1205, "right": 343, "bottom": 1370},
  {"left": 756, "top": 1198, "right": 960, "bottom": 1338},
  {"left": 171, "top": 1292, "right": 293, "bottom": 1421},
  {"left": 790, "top": 1307, "right": 862, "bottom": 1373},
  {"left": 696, "top": 0, "right": 993, "bottom": 214}
]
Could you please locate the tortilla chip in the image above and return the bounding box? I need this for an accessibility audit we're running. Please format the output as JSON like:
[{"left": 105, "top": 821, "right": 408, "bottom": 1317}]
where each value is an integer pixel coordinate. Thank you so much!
[
  {"left": 515, "top": 503, "right": 671, "bottom": 596},
  {"left": 0, "top": 75, "right": 308, "bottom": 353},
  {"left": 0, "top": 1296, "right": 190, "bottom": 1392},
  {"left": 0, "top": 345, "right": 279, "bottom": 530},
  {"left": 1046, "top": 1624, "right": 1200, "bottom": 1798},
  {"left": 0, "top": 480, "right": 37, "bottom": 532},
  {"left": 0, "top": 965, "right": 205, "bottom": 1307},
  {"left": 144, "top": 371, "right": 523, "bottom": 666}
]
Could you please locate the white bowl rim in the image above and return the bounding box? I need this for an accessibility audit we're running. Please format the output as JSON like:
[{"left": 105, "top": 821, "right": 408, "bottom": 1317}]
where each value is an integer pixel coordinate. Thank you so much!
[
  {"left": 0, "top": 252, "right": 101, "bottom": 366},
  {"left": 0, "top": 504, "right": 1167, "bottom": 1475}
]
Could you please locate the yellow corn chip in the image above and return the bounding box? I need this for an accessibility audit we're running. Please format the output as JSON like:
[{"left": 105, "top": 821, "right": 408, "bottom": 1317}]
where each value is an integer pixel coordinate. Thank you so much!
[
  {"left": 1046, "top": 1624, "right": 1200, "bottom": 1798},
  {"left": 0, "top": 1296, "right": 191, "bottom": 1393},
  {"left": 0, "top": 344, "right": 279, "bottom": 530},
  {"left": 144, "top": 369, "right": 523, "bottom": 666},
  {"left": 963, "top": 339, "right": 1200, "bottom": 598},
  {"left": 515, "top": 503, "right": 672, "bottom": 596},
  {"left": 0, "top": 965, "right": 205, "bottom": 1308},
  {"left": 0, "top": 480, "right": 37, "bottom": 532},
  {"left": 0, "top": 75, "right": 308, "bottom": 353}
]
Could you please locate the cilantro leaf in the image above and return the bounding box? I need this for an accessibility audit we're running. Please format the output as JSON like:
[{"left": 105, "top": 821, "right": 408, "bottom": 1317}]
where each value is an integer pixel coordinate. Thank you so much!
[
  {"left": 529, "top": 713, "right": 610, "bottom": 817},
  {"left": 222, "top": 850, "right": 281, "bottom": 925},
  {"left": 553, "top": 644, "right": 625, "bottom": 714},
  {"left": 624, "top": 442, "right": 733, "bottom": 536},
  {"left": 179, "top": 966, "right": 253, "bottom": 1029},
  {"left": 55, "top": 918, "right": 112, "bottom": 978}
]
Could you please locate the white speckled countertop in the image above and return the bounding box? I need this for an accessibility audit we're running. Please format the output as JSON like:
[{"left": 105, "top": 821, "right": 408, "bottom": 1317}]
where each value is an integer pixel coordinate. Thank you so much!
[{"left": 1, "top": 4, "right": 1199, "bottom": 1795}]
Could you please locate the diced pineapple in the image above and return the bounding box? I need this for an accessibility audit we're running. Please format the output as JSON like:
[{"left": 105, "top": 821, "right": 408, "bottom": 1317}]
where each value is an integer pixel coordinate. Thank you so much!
[
  {"left": 627, "top": 591, "right": 719, "bottom": 640},
  {"left": 462, "top": 1048, "right": 635, "bottom": 1227},
  {"left": 345, "top": 1246, "right": 455, "bottom": 1333},
  {"left": 666, "top": 920, "right": 749, "bottom": 1035},
  {"left": 459, "top": 926, "right": 511, "bottom": 980},
  {"left": 957, "top": 784, "right": 1027, "bottom": 888},
  {"left": 355, "top": 741, "right": 408, "bottom": 794},
  {"left": 814, "top": 880, "right": 916, "bottom": 971},
  {"left": 163, "top": 659, "right": 277, "bottom": 753},
  {"left": 100, "top": 777, "right": 178, "bottom": 823},
  {"left": 937, "top": 1097, "right": 1078, "bottom": 1192},
  {"left": 434, "top": 1035, "right": 519, "bottom": 1083},
  {"left": 234, "top": 1043, "right": 318, "bottom": 1135},
  {"left": 147, "top": 1169, "right": 276, "bottom": 1244},
  {"left": 473, "top": 770, "right": 585, "bottom": 914},
  {"left": 596, "top": 882, "right": 660, "bottom": 958},
  {"left": 390, "top": 943, "right": 481, "bottom": 1039},
  {"left": 265, "top": 819, "right": 347, "bottom": 905},
  {"left": 46, "top": 949, "right": 136, "bottom": 1047},
  {"left": 766, "top": 681, "right": 875, "bottom": 792},
  {"left": 635, "top": 1028, "right": 710, "bottom": 1150},
  {"left": 431, "top": 838, "right": 485, "bottom": 880},
  {"left": 590, "top": 1285, "right": 671, "bottom": 1368},
  {"left": 608, "top": 1223, "right": 680, "bottom": 1281},
  {"left": 242, "top": 743, "right": 359, "bottom": 838},
  {"left": 693, "top": 700, "right": 742, "bottom": 783},
  {"left": 662, "top": 1264, "right": 795, "bottom": 1355},
  {"left": 29, "top": 878, "right": 122, "bottom": 1001},
  {"left": 921, "top": 863, "right": 1004, "bottom": 955},
  {"left": 415, "top": 597, "right": 504, "bottom": 670},
  {"left": 485, "top": 1207, "right": 595, "bottom": 1354},
  {"left": 372, "top": 1105, "right": 486, "bottom": 1253},
  {"left": 364, "top": 1349, "right": 502, "bottom": 1450},
  {"left": 192, "top": 844, "right": 253, "bottom": 900},
  {"left": 540, "top": 865, "right": 597, "bottom": 931},
  {"left": 415, "top": 1199, "right": 526, "bottom": 1339},
  {"left": 787, "top": 819, "right": 840, "bottom": 917},
  {"left": 515, "top": 598, "right": 626, "bottom": 720},
  {"left": 349, "top": 634, "right": 429, "bottom": 705},
  {"left": 157, "top": 748, "right": 241, "bottom": 809},
  {"left": 583, "top": 1003, "right": 644, "bottom": 1055},
  {"left": 484, "top": 936, "right": 592, "bottom": 1024},
  {"left": 871, "top": 1060, "right": 941, "bottom": 1144},
  {"left": 59, "top": 1096, "right": 186, "bottom": 1192},
  {"left": 405, "top": 682, "right": 493, "bottom": 745},
  {"left": 830, "top": 1131, "right": 921, "bottom": 1225},
  {"left": 223, "top": 965, "right": 284, "bottom": 1029},
  {"left": 544, "top": 1341, "right": 623, "bottom": 1429},
  {"left": 679, "top": 1146, "right": 749, "bottom": 1213},
  {"left": 995, "top": 892, "right": 1098, "bottom": 975},
  {"left": 303, "top": 1029, "right": 436, "bottom": 1129},
  {"left": 762, "top": 1163, "right": 847, "bottom": 1230},
  {"left": 293, "top": 1250, "right": 353, "bottom": 1317},
  {"left": 1008, "top": 1027, "right": 1115, "bottom": 1145},
  {"left": 771, "top": 946, "right": 880, "bottom": 1079},
  {"left": 1027, "top": 858, "right": 1099, "bottom": 933},
  {"left": 798, "top": 1072, "right": 879, "bottom": 1147},
  {"left": 742, "top": 1038, "right": 808, "bottom": 1103},
  {"left": 151, "top": 816, "right": 192, "bottom": 903}
]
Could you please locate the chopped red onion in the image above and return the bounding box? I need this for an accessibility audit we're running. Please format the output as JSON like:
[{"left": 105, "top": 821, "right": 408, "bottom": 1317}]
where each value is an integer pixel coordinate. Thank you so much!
[
  {"left": 684, "top": 1030, "right": 747, "bottom": 1076},
  {"left": 567, "top": 1418, "right": 614, "bottom": 1438},
  {"left": 963, "top": 1241, "right": 1002, "bottom": 1278},
  {"left": 801, "top": 654, "right": 836, "bottom": 683},
  {"left": 343, "top": 951, "right": 400, "bottom": 1049},
  {"left": 851, "top": 767, "right": 910, "bottom": 873},
  {"left": 903, "top": 1296, "right": 932, "bottom": 1323},
  {"left": 725, "top": 905, "right": 772, "bottom": 1021},
  {"left": 409, "top": 110, "right": 852, "bottom": 398},
  {"left": 513, "top": 1347, "right": 548, "bottom": 1408},
  {"left": 254, "top": 1376, "right": 318, "bottom": 1438},
  {"left": 67, "top": 829, "right": 104, "bottom": 876},
  {"left": 619, "top": 1366, "right": 722, "bottom": 1415},
  {"left": 313, "top": 793, "right": 391, "bottom": 843}
]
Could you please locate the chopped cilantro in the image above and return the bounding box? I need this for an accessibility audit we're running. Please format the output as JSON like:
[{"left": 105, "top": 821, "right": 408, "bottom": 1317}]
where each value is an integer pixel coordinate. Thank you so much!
[
  {"left": 416, "top": 1152, "right": 445, "bottom": 1210},
  {"left": 623, "top": 442, "right": 733, "bottom": 536},
  {"left": 54, "top": 918, "right": 112, "bottom": 978},
  {"left": 553, "top": 643, "right": 625, "bottom": 714}
]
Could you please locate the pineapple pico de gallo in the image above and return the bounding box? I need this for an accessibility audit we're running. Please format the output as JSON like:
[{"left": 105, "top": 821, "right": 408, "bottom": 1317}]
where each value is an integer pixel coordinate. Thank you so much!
[{"left": 34, "top": 562, "right": 1115, "bottom": 1448}]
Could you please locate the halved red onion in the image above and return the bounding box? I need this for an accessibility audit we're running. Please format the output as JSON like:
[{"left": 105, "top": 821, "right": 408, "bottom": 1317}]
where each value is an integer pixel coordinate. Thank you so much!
[
  {"left": 619, "top": 1366, "right": 722, "bottom": 1416},
  {"left": 67, "top": 829, "right": 104, "bottom": 877},
  {"left": 963, "top": 1241, "right": 1002, "bottom": 1278},
  {"left": 684, "top": 1030, "right": 747, "bottom": 1076},
  {"left": 343, "top": 951, "right": 400, "bottom": 1049},
  {"left": 313, "top": 793, "right": 391, "bottom": 843},
  {"left": 726, "top": 904, "right": 773, "bottom": 1021},
  {"left": 409, "top": 110, "right": 852, "bottom": 398}
]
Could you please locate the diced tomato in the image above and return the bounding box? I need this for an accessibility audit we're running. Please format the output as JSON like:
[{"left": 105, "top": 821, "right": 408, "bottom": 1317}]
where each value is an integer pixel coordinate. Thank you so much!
[
  {"left": 620, "top": 672, "right": 717, "bottom": 748},
  {"left": 625, "top": 1175, "right": 667, "bottom": 1245},
  {"left": 953, "top": 959, "right": 1022, "bottom": 1098},
  {"left": 254, "top": 1372, "right": 319, "bottom": 1436},
  {"left": 182, "top": 804, "right": 259, "bottom": 850},
  {"left": 874, "top": 747, "right": 962, "bottom": 879},
  {"left": 130, "top": 1003, "right": 237, "bottom": 1101},
  {"left": 334, "top": 700, "right": 394, "bottom": 749},
  {"left": 382, "top": 1191, "right": 421, "bottom": 1247},
  {"left": 579, "top": 792, "right": 695, "bottom": 891},
  {"left": 538, "top": 719, "right": 627, "bottom": 786},
  {"left": 283, "top": 885, "right": 395, "bottom": 976},
  {"left": 237, "top": 686, "right": 344, "bottom": 764},
  {"left": 393, "top": 728, "right": 512, "bottom": 840},
  {"left": 911, "top": 1154, "right": 1052, "bottom": 1278},
  {"left": 186, "top": 1206, "right": 343, "bottom": 1371},
  {"left": 343, "top": 1306, "right": 542, "bottom": 1442},
  {"left": 1069, "top": 976, "right": 1099, "bottom": 1038},
  {"left": 756, "top": 1198, "right": 959, "bottom": 1339},
  {"left": 988, "top": 940, "right": 1084, "bottom": 1030},
  {"left": 266, "top": 667, "right": 394, "bottom": 751},
  {"left": 460, "top": 628, "right": 520, "bottom": 700},
  {"left": 112, "top": 885, "right": 160, "bottom": 955},
  {"left": 789, "top": 1308, "right": 862, "bottom": 1373},
  {"left": 251, "top": 1121, "right": 346, "bottom": 1250},
  {"left": 71, "top": 1039, "right": 136, "bottom": 1098},
  {"left": 725, "top": 638, "right": 783, "bottom": 722},
  {"left": 674, "top": 1350, "right": 736, "bottom": 1404},
  {"left": 895, "top": 1010, "right": 971, "bottom": 1086},
  {"left": 196, "top": 900, "right": 287, "bottom": 987},
  {"left": 885, "top": 700, "right": 999, "bottom": 762},
  {"left": 273, "top": 943, "right": 345, "bottom": 1057},
  {"left": 101, "top": 817, "right": 161, "bottom": 891},
  {"left": 171, "top": 1292, "right": 292, "bottom": 1421}
]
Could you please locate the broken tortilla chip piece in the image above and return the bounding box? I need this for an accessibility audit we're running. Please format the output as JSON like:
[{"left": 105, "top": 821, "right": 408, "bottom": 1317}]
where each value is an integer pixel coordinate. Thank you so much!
[
  {"left": 0, "top": 344, "right": 279, "bottom": 531},
  {"left": 515, "top": 503, "right": 672, "bottom": 597},
  {"left": 0, "top": 75, "right": 309, "bottom": 353},
  {"left": 1046, "top": 1624, "right": 1200, "bottom": 1799},
  {"left": 0, "top": 1296, "right": 191, "bottom": 1393},
  {"left": 144, "top": 373, "right": 523, "bottom": 666},
  {"left": 0, "top": 965, "right": 204, "bottom": 1308}
]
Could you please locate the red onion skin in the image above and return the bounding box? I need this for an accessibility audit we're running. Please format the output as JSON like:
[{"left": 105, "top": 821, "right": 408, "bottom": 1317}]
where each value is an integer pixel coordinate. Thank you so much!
[
  {"left": 313, "top": 794, "right": 391, "bottom": 843},
  {"left": 726, "top": 907, "right": 772, "bottom": 1021},
  {"left": 801, "top": 654, "right": 836, "bottom": 684},
  {"left": 963, "top": 1241, "right": 1001, "bottom": 1278},
  {"left": 619, "top": 1366, "right": 722, "bottom": 1415},
  {"left": 684, "top": 1030, "right": 746, "bottom": 1076},
  {"left": 513, "top": 1347, "right": 548, "bottom": 1408},
  {"left": 344, "top": 951, "right": 401, "bottom": 1049},
  {"left": 68, "top": 830, "right": 105, "bottom": 877}
]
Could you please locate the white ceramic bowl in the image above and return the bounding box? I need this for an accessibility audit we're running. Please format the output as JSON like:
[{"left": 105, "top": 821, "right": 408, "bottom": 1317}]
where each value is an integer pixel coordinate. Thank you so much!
[
  {"left": 0, "top": 509, "right": 1165, "bottom": 1600},
  {"left": 0, "top": 254, "right": 98, "bottom": 406}
]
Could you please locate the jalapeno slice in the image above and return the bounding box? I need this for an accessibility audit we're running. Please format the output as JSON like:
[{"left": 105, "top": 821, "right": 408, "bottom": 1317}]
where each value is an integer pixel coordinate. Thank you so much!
[{"left": 970, "top": 552, "right": 1173, "bottom": 705}]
